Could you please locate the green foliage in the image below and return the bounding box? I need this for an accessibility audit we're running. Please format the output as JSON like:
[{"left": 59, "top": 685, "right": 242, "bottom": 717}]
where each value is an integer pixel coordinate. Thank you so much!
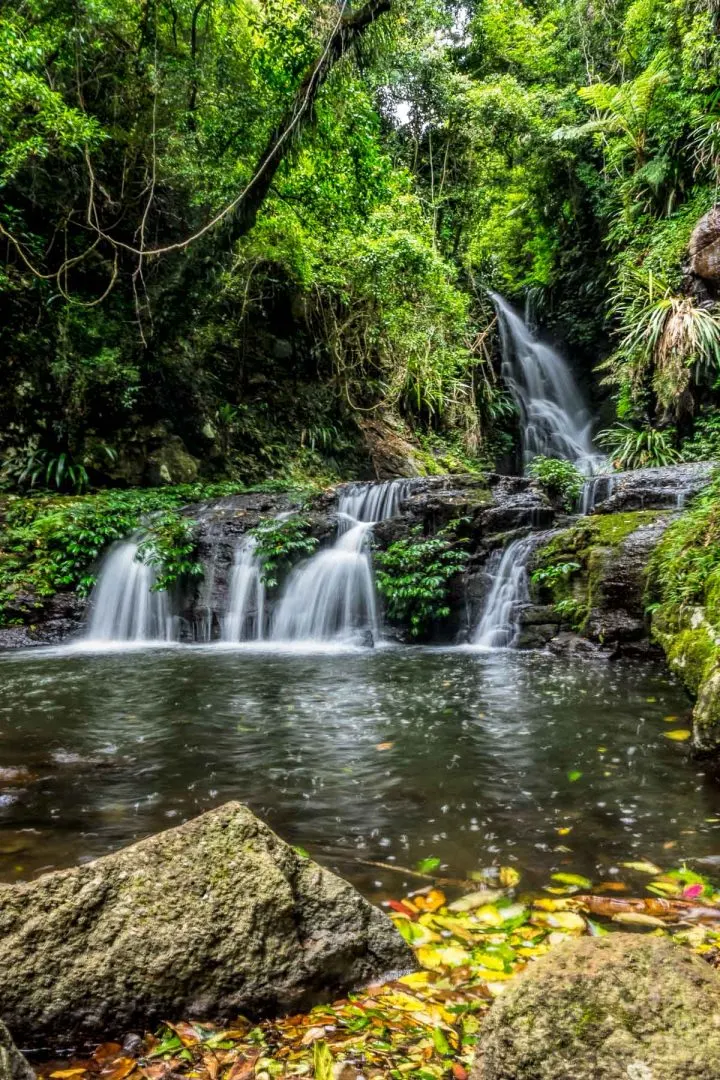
[
  {"left": 598, "top": 423, "right": 680, "bottom": 469},
  {"left": 600, "top": 271, "right": 720, "bottom": 416},
  {"left": 531, "top": 561, "right": 582, "bottom": 589},
  {"left": 136, "top": 514, "right": 203, "bottom": 593},
  {"left": 250, "top": 515, "right": 318, "bottom": 589},
  {"left": 648, "top": 474, "right": 720, "bottom": 612},
  {"left": 2, "top": 448, "right": 91, "bottom": 494},
  {"left": 680, "top": 412, "right": 720, "bottom": 463},
  {"left": 375, "top": 525, "right": 468, "bottom": 638},
  {"left": 527, "top": 456, "right": 584, "bottom": 510},
  {"left": 0, "top": 480, "right": 262, "bottom": 622}
]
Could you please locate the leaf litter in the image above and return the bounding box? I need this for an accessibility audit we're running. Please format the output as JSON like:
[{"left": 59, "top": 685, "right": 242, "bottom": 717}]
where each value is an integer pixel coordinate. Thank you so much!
[{"left": 37, "top": 864, "right": 720, "bottom": 1080}]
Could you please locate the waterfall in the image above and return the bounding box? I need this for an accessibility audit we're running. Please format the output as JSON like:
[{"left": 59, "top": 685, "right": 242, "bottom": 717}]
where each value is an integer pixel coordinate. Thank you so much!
[
  {"left": 492, "top": 292, "right": 605, "bottom": 477},
  {"left": 473, "top": 535, "right": 537, "bottom": 649},
  {"left": 336, "top": 479, "right": 412, "bottom": 527},
  {"left": 85, "top": 539, "right": 175, "bottom": 643},
  {"left": 270, "top": 478, "right": 410, "bottom": 645},
  {"left": 580, "top": 472, "right": 616, "bottom": 515},
  {"left": 221, "top": 536, "right": 266, "bottom": 643}
]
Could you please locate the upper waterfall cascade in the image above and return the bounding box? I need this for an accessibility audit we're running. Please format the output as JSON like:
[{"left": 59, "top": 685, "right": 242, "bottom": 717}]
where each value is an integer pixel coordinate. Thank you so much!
[{"left": 492, "top": 292, "right": 605, "bottom": 479}]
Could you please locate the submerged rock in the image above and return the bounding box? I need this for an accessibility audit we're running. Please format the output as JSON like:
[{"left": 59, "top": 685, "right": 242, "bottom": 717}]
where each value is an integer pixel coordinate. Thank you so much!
[
  {"left": 0, "top": 1023, "right": 34, "bottom": 1080},
  {"left": 472, "top": 934, "right": 720, "bottom": 1080},
  {"left": 0, "top": 802, "right": 413, "bottom": 1046}
]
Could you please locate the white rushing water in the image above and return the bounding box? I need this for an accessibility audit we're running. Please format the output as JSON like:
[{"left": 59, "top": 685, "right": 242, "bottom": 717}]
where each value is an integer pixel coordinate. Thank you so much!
[
  {"left": 492, "top": 292, "right": 605, "bottom": 478},
  {"left": 270, "top": 479, "right": 412, "bottom": 645},
  {"left": 85, "top": 539, "right": 175, "bottom": 643},
  {"left": 473, "top": 535, "right": 537, "bottom": 649},
  {"left": 221, "top": 536, "right": 266, "bottom": 643}
]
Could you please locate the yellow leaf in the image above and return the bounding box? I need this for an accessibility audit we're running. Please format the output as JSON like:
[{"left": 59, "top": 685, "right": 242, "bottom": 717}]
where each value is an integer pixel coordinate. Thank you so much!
[
  {"left": 473, "top": 904, "right": 505, "bottom": 927},
  {"left": 533, "top": 911, "right": 586, "bottom": 932},
  {"left": 664, "top": 729, "right": 692, "bottom": 741},
  {"left": 397, "top": 970, "right": 431, "bottom": 988},
  {"left": 612, "top": 912, "right": 667, "bottom": 927},
  {"left": 50, "top": 1071, "right": 87, "bottom": 1078},
  {"left": 416, "top": 944, "right": 472, "bottom": 970},
  {"left": 621, "top": 861, "right": 663, "bottom": 875},
  {"left": 448, "top": 890, "right": 503, "bottom": 912},
  {"left": 533, "top": 897, "right": 572, "bottom": 912},
  {"left": 499, "top": 866, "right": 521, "bottom": 888},
  {"left": 556, "top": 827, "right": 572, "bottom": 836}
]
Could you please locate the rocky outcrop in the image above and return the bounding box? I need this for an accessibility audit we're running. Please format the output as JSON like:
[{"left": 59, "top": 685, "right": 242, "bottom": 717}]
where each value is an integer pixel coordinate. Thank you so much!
[
  {"left": 0, "top": 592, "right": 85, "bottom": 650},
  {"left": 0, "top": 1024, "right": 34, "bottom": 1080},
  {"left": 596, "top": 462, "right": 715, "bottom": 514},
  {"left": 0, "top": 802, "right": 413, "bottom": 1046},
  {"left": 472, "top": 934, "right": 720, "bottom": 1080},
  {"left": 689, "top": 205, "right": 720, "bottom": 281},
  {"left": 527, "top": 510, "right": 669, "bottom": 655},
  {"left": 357, "top": 417, "right": 425, "bottom": 479}
]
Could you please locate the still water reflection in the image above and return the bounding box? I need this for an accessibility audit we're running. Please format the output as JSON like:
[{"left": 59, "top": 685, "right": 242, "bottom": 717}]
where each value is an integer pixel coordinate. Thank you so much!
[{"left": 0, "top": 645, "right": 717, "bottom": 899}]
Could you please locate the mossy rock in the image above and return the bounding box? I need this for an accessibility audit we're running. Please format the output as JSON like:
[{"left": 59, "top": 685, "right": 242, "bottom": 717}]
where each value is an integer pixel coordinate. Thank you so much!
[
  {"left": 0, "top": 802, "right": 413, "bottom": 1046},
  {"left": 472, "top": 934, "right": 720, "bottom": 1080},
  {"left": 0, "top": 1023, "right": 34, "bottom": 1080}
]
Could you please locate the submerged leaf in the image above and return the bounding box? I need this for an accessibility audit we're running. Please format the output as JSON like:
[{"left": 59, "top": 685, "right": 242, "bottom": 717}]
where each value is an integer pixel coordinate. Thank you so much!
[{"left": 664, "top": 729, "right": 692, "bottom": 741}]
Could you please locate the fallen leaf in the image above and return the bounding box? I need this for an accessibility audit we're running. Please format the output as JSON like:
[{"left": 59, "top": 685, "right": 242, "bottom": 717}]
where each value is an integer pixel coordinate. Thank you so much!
[
  {"left": 664, "top": 729, "right": 692, "bottom": 741},
  {"left": 567, "top": 770, "right": 583, "bottom": 782},
  {"left": 551, "top": 872, "right": 592, "bottom": 889},
  {"left": 499, "top": 866, "right": 520, "bottom": 888},
  {"left": 376, "top": 742, "right": 394, "bottom": 751},
  {"left": 622, "top": 861, "right": 663, "bottom": 875},
  {"left": 612, "top": 912, "right": 667, "bottom": 927}
]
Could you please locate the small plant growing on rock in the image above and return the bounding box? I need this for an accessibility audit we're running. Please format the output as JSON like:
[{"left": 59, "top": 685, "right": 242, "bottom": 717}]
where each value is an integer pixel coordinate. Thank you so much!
[
  {"left": 527, "top": 456, "right": 584, "bottom": 510},
  {"left": 250, "top": 515, "right": 318, "bottom": 588},
  {"left": 375, "top": 524, "right": 469, "bottom": 638}
]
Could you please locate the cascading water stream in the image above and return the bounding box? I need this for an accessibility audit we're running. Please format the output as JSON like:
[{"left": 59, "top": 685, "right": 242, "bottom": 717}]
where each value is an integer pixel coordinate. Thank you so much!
[
  {"left": 492, "top": 292, "right": 606, "bottom": 480},
  {"left": 85, "top": 538, "right": 175, "bottom": 644},
  {"left": 473, "top": 534, "right": 539, "bottom": 649},
  {"left": 221, "top": 536, "right": 266, "bottom": 643},
  {"left": 270, "top": 479, "right": 412, "bottom": 645}
]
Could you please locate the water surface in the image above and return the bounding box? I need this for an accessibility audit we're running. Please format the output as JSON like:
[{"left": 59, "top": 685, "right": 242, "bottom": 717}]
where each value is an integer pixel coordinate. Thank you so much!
[{"left": 0, "top": 645, "right": 717, "bottom": 899}]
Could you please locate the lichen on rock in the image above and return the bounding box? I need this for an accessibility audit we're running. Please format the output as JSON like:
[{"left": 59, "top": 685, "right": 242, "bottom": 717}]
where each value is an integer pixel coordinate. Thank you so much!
[
  {"left": 0, "top": 802, "right": 413, "bottom": 1047},
  {"left": 472, "top": 934, "right": 720, "bottom": 1080},
  {"left": 0, "top": 1024, "right": 34, "bottom": 1080}
]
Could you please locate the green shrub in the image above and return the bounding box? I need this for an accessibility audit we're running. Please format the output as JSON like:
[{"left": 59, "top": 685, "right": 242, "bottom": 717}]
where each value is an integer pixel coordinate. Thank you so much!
[
  {"left": 527, "top": 456, "right": 584, "bottom": 510},
  {"left": 680, "top": 413, "right": 720, "bottom": 463},
  {"left": 249, "top": 515, "right": 318, "bottom": 588},
  {"left": 598, "top": 424, "right": 680, "bottom": 470},
  {"left": 375, "top": 525, "right": 469, "bottom": 638}
]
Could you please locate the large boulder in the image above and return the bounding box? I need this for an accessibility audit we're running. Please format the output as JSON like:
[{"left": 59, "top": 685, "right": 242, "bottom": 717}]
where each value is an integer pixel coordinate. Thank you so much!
[
  {"left": 0, "top": 803, "right": 413, "bottom": 1046},
  {"left": 472, "top": 934, "right": 720, "bottom": 1080},
  {"left": 689, "top": 205, "right": 720, "bottom": 281},
  {"left": 0, "top": 1024, "right": 34, "bottom": 1080}
]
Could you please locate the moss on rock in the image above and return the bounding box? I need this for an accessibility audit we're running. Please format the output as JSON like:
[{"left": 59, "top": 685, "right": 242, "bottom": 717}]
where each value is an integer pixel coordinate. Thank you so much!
[{"left": 472, "top": 934, "right": 720, "bottom": 1080}]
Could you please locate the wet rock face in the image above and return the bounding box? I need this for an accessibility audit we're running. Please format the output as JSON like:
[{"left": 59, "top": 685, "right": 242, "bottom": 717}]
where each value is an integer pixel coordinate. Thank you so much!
[
  {"left": 0, "top": 1023, "right": 34, "bottom": 1080},
  {"left": 0, "top": 592, "right": 85, "bottom": 651},
  {"left": 583, "top": 516, "right": 670, "bottom": 647},
  {"left": 596, "top": 462, "right": 715, "bottom": 514},
  {"left": 472, "top": 934, "right": 720, "bottom": 1080},
  {"left": 689, "top": 205, "right": 720, "bottom": 281},
  {"left": 0, "top": 802, "right": 413, "bottom": 1047}
]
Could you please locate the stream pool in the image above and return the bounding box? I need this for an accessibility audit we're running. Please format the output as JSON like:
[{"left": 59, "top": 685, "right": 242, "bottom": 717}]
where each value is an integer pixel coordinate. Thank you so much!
[{"left": 0, "top": 644, "right": 718, "bottom": 900}]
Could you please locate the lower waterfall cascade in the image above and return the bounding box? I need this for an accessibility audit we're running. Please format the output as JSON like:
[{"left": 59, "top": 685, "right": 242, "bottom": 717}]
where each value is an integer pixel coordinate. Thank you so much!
[
  {"left": 221, "top": 536, "right": 266, "bottom": 643},
  {"left": 85, "top": 538, "right": 175, "bottom": 644},
  {"left": 84, "top": 479, "right": 414, "bottom": 646},
  {"left": 473, "top": 534, "right": 539, "bottom": 649}
]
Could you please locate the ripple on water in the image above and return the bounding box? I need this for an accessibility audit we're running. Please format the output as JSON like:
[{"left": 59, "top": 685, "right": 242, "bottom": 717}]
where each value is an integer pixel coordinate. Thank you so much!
[{"left": 0, "top": 646, "right": 716, "bottom": 900}]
